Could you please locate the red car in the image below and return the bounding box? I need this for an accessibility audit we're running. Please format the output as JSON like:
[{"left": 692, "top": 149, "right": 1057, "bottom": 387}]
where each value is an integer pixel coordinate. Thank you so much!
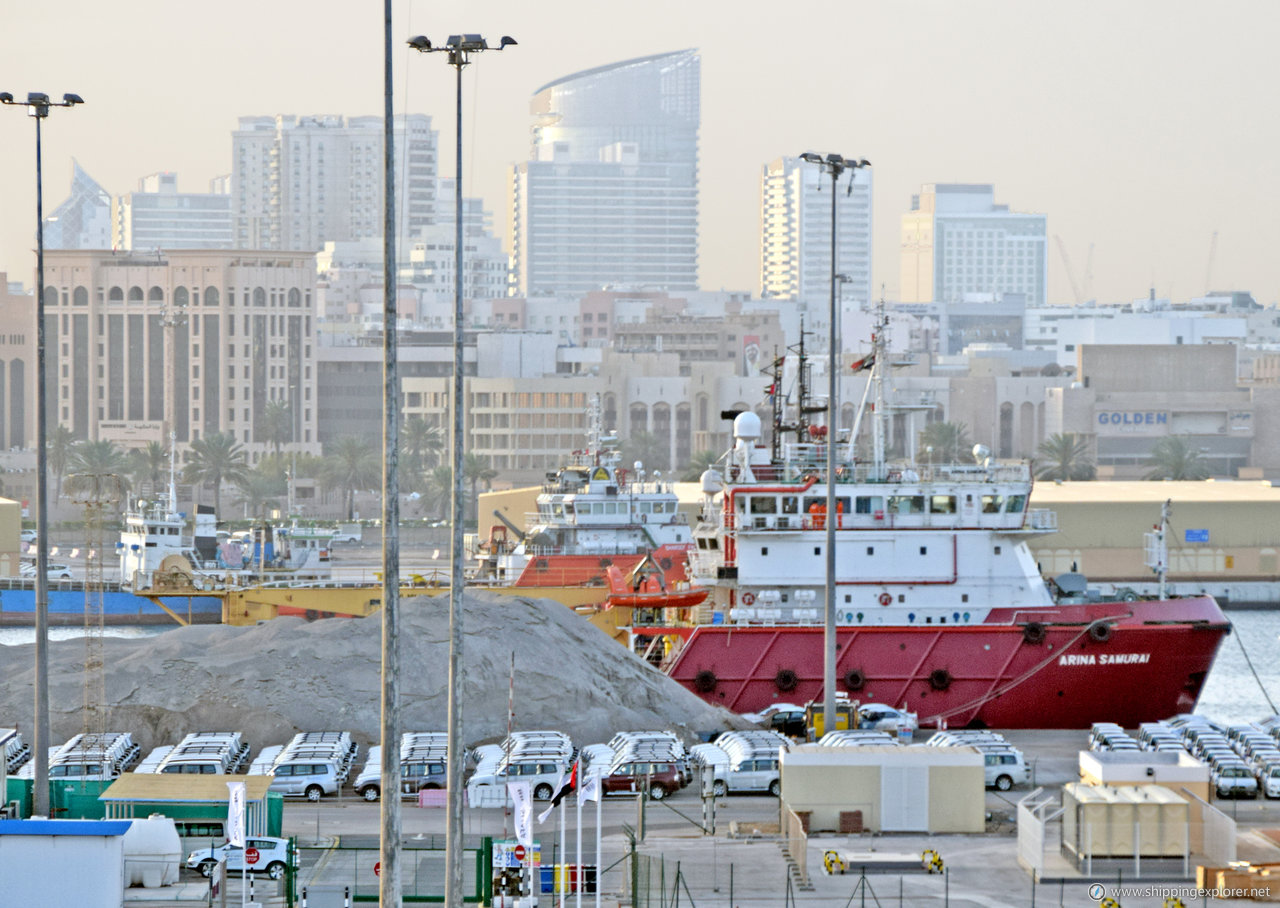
[{"left": 601, "top": 761, "right": 683, "bottom": 800}]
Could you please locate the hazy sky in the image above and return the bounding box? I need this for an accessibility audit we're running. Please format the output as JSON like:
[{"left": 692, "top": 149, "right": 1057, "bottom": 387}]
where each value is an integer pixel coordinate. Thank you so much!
[{"left": 1, "top": 1, "right": 1276, "bottom": 305}]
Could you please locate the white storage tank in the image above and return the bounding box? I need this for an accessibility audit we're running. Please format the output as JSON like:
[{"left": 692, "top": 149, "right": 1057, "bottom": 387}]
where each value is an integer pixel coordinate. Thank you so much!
[{"left": 122, "top": 814, "right": 181, "bottom": 888}]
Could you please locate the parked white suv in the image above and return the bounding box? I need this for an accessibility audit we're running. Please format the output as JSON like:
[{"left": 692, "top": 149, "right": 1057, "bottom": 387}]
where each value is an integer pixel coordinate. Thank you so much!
[{"left": 186, "top": 836, "right": 293, "bottom": 879}]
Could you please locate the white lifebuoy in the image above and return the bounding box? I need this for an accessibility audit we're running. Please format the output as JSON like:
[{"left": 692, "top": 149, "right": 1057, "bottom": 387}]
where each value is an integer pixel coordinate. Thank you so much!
[
  {"left": 741, "top": 592, "right": 756, "bottom": 606},
  {"left": 878, "top": 592, "right": 893, "bottom": 607}
]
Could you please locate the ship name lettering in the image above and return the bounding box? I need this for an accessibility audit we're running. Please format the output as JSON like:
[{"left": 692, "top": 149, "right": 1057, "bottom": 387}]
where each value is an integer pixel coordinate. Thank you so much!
[{"left": 1058, "top": 653, "right": 1151, "bottom": 667}]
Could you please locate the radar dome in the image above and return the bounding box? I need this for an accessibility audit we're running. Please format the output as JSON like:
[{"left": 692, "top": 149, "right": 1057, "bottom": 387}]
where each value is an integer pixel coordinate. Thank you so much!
[
  {"left": 733, "top": 411, "right": 762, "bottom": 441},
  {"left": 700, "top": 469, "right": 724, "bottom": 495},
  {"left": 972, "top": 444, "right": 992, "bottom": 464}
]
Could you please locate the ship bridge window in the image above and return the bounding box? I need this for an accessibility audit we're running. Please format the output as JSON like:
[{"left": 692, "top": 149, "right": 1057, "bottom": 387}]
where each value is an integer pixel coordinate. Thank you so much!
[
  {"left": 804, "top": 496, "right": 850, "bottom": 513},
  {"left": 1006, "top": 494, "right": 1027, "bottom": 513},
  {"left": 748, "top": 497, "right": 777, "bottom": 515},
  {"left": 652, "top": 501, "right": 671, "bottom": 514},
  {"left": 930, "top": 495, "right": 956, "bottom": 514},
  {"left": 889, "top": 495, "right": 925, "bottom": 514},
  {"left": 781, "top": 496, "right": 799, "bottom": 514},
  {"left": 855, "top": 496, "right": 882, "bottom": 514},
  {"left": 981, "top": 494, "right": 1004, "bottom": 513}
]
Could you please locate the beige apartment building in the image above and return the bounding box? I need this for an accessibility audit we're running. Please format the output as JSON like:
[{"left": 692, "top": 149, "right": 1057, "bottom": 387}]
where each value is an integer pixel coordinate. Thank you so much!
[{"left": 40, "top": 249, "right": 320, "bottom": 462}]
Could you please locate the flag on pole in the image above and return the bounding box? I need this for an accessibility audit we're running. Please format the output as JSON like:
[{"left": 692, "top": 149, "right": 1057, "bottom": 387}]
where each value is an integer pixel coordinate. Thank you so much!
[
  {"left": 537, "top": 760, "right": 578, "bottom": 824},
  {"left": 579, "top": 770, "right": 601, "bottom": 804},
  {"left": 226, "top": 781, "right": 246, "bottom": 847},
  {"left": 508, "top": 781, "right": 534, "bottom": 848}
]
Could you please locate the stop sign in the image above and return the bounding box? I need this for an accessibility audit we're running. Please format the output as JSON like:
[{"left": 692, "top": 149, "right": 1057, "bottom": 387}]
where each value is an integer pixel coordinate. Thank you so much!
[
  {"left": 244, "top": 847, "right": 260, "bottom": 866},
  {"left": 374, "top": 861, "right": 381, "bottom": 877},
  {"left": 513, "top": 844, "right": 526, "bottom": 862}
]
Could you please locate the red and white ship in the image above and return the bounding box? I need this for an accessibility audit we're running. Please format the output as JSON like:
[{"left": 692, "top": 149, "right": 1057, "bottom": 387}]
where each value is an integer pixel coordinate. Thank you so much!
[
  {"left": 666, "top": 310, "right": 1230, "bottom": 729},
  {"left": 470, "top": 397, "right": 694, "bottom": 598}
]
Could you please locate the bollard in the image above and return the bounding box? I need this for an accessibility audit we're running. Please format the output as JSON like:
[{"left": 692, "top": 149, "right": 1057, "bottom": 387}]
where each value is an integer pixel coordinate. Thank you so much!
[
  {"left": 301, "top": 887, "right": 307, "bottom": 908},
  {"left": 344, "top": 884, "right": 351, "bottom": 908}
]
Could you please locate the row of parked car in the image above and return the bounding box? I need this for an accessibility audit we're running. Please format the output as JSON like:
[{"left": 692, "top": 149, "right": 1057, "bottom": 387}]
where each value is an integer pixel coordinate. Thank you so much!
[
  {"left": 1088, "top": 715, "right": 1280, "bottom": 799},
  {"left": 12, "top": 731, "right": 142, "bottom": 780}
]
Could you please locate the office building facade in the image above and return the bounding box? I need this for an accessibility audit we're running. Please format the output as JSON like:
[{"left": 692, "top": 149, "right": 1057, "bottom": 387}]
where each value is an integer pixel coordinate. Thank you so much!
[
  {"left": 113, "top": 172, "right": 233, "bottom": 252},
  {"left": 40, "top": 249, "right": 319, "bottom": 462},
  {"left": 232, "top": 114, "right": 437, "bottom": 252},
  {"left": 900, "top": 184, "right": 1047, "bottom": 305}
]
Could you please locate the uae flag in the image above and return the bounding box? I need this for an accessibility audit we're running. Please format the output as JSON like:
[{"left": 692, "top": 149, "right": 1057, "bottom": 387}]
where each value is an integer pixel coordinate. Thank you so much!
[
  {"left": 849, "top": 353, "right": 876, "bottom": 372},
  {"left": 537, "top": 760, "right": 578, "bottom": 823}
]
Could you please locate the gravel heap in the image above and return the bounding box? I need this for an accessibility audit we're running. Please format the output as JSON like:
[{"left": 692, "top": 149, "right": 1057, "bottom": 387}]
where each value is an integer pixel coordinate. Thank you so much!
[{"left": 0, "top": 591, "right": 749, "bottom": 753}]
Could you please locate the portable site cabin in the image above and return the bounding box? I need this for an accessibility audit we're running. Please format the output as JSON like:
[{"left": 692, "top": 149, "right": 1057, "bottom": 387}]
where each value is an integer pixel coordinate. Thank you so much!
[{"left": 780, "top": 744, "right": 983, "bottom": 833}]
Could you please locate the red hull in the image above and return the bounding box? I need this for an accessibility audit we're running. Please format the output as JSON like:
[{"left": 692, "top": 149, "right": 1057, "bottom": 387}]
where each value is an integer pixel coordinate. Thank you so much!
[{"left": 666, "top": 596, "right": 1230, "bottom": 728}]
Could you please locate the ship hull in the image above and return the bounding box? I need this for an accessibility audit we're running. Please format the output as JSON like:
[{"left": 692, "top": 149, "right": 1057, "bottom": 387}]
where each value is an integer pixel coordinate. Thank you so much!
[
  {"left": 666, "top": 595, "right": 1230, "bottom": 728},
  {"left": 0, "top": 584, "right": 223, "bottom": 626}
]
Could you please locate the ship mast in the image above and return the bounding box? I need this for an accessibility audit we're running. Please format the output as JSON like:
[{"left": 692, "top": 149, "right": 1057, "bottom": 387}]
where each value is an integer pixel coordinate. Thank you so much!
[
  {"left": 1145, "top": 498, "right": 1171, "bottom": 599},
  {"left": 870, "top": 296, "right": 889, "bottom": 480}
]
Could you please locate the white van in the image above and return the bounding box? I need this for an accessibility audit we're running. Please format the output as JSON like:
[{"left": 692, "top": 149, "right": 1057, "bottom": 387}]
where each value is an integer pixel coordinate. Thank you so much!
[{"left": 983, "top": 750, "right": 1030, "bottom": 791}]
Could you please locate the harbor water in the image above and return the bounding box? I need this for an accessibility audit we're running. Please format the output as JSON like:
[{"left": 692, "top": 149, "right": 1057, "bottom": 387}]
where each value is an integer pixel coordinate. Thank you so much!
[{"left": 1, "top": 611, "right": 1277, "bottom": 727}]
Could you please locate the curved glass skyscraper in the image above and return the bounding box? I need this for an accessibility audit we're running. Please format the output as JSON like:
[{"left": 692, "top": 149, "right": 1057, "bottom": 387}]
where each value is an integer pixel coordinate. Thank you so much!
[{"left": 510, "top": 49, "right": 700, "bottom": 297}]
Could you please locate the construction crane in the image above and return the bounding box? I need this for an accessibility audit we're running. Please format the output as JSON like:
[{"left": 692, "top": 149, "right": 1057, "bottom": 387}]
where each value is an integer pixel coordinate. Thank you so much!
[
  {"left": 1053, "top": 235, "right": 1085, "bottom": 305},
  {"left": 71, "top": 473, "right": 124, "bottom": 745}
]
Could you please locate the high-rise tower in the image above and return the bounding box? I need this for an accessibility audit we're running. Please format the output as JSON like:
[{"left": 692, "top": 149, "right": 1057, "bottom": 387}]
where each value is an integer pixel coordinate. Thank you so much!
[
  {"left": 510, "top": 50, "right": 700, "bottom": 296},
  {"left": 760, "top": 156, "right": 872, "bottom": 305},
  {"left": 900, "top": 184, "right": 1047, "bottom": 305}
]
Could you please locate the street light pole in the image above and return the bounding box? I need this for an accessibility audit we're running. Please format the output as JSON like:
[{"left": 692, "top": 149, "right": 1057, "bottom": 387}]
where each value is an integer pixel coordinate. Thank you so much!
[
  {"left": 0, "top": 90, "right": 83, "bottom": 818},
  {"left": 799, "top": 152, "right": 869, "bottom": 738},
  {"left": 408, "top": 33, "right": 516, "bottom": 908},
  {"left": 379, "top": 2, "right": 403, "bottom": 905}
]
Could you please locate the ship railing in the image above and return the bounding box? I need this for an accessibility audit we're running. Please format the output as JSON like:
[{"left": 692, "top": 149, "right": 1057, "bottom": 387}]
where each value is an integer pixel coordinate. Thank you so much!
[
  {"left": 716, "top": 510, "right": 1037, "bottom": 533},
  {"left": 772, "top": 445, "right": 1031, "bottom": 484},
  {"left": 1026, "top": 509, "right": 1058, "bottom": 531}
]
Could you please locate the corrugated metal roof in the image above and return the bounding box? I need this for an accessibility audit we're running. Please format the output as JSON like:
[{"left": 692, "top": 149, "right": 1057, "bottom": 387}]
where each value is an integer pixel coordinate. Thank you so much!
[
  {"left": 99, "top": 773, "right": 274, "bottom": 803},
  {"left": 0, "top": 819, "right": 132, "bottom": 836}
]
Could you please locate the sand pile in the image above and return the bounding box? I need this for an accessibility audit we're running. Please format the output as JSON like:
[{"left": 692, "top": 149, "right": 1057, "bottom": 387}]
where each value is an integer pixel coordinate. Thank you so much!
[{"left": 0, "top": 592, "right": 749, "bottom": 752}]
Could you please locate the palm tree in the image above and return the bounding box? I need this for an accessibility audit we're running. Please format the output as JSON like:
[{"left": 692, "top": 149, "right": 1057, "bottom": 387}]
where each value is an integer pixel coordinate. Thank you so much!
[
  {"left": 402, "top": 415, "right": 443, "bottom": 476},
  {"left": 47, "top": 424, "right": 76, "bottom": 500},
  {"left": 1034, "top": 433, "right": 1096, "bottom": 481},
  {"left": 421, "top": 465, "right": 453, "bottom": 520},
  {"left": 128, "top": 441, "right": 170, "bottom": 496},
  {"left": 917, "top": 421, "right": 972, "bottom": 464},
  {"left": 233, "top": 469, "right": 287, "bottom": 521},
  {"left": 680, "top": 450, "right": 721, "bottom": 482},
  {"left": 65, "top": 440, "right": 133, "bottom": 500},
  {"left": 261, "top": 400, "right": 293, "bottom": 460},
  {"left": 620, "top": 430, "right": 667, "bottom": 473},
  {"left": 1145, "top": 436, "right": 1210, "bottom": 481},
  {"left": 183, "top": 432, "right": 251, "bottom": 516},
  {"left": 321, "top": 435, "right": 380, "bottom": 520},
  {"left": 462, "top": 452, "right": 498, "bottom": 522}
]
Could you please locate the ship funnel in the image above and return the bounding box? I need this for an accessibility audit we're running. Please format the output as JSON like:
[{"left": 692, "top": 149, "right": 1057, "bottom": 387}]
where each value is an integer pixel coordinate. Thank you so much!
[{"left": 733, "top": 411, "right": 762, "bottom": 441}]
